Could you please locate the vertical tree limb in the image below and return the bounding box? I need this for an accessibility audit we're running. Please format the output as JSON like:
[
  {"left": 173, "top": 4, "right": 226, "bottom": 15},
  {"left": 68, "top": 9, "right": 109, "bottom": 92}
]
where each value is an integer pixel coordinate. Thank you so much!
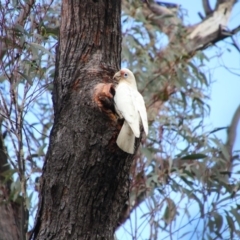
[
  {"left": 31, "top": 1, "right": 141, "bottom": 239},
  {"left": 202, "top": 0, "right": 212, "bottom": 16},
  {"left": 0, "top": 121, "right": 22, "bottom": 240}
]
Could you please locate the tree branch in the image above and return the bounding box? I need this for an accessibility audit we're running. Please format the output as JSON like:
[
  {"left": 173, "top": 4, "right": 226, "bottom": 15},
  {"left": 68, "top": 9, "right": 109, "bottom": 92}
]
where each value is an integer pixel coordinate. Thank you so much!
[
  {"left": 0, "top": 120, "right": 22, "bottom": 239},
  {"left": 195, "top": 24, "right": 240, "bottom": 51},
  {"left": 202, "top": 0, "right": 212, "bottom": 16},
  {"left": 143, "top": 2, "right": 181, "bottom": 42},
  {"left": 0, "top": 0, "right": 35, "bottom": 60},
  {"left": 187, "top": 0, "right": 237, "bottom": 51},
  {"left": 136, "top": 0, "right": 237, "bottom": 53},
  {"left": 16, "top": 0, "right": 35, "bottom": 26}
]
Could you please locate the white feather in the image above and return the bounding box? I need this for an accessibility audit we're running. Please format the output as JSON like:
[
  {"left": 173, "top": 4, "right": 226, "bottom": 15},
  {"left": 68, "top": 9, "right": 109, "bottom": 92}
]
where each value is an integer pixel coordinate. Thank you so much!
[
  {"left": 114, "top": 68, "right": 148, "bottom": 154},
  {"left": 134, "top": 92, "right": 148, "bottom": 135},
  {"left": 116, "top": 121, "right": 135, "bottom": 154},
  {"left": 114, "top": 82, "right": 140, "bottom": 137}
]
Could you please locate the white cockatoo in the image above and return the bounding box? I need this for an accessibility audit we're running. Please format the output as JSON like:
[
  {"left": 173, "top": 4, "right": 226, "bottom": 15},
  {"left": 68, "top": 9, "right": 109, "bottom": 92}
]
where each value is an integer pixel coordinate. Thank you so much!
[{"left": 113, "top": 68, "right": 148, "bottom": 154}]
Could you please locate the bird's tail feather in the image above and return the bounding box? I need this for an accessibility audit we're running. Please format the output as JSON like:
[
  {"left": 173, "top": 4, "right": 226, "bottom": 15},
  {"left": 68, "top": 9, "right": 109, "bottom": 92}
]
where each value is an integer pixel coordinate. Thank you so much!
[{"left": 117, "top": 121, "right": 135, "bottom": 154}]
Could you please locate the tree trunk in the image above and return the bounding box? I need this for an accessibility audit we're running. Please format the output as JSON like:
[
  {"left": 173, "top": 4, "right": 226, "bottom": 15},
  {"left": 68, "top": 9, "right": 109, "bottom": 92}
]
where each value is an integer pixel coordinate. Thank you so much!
[
  {"left": 31, "top": 1, "right": 135, "bottom": 239},
  {"left": 0, "top": 124, "right": 23, "bottom": 240}
]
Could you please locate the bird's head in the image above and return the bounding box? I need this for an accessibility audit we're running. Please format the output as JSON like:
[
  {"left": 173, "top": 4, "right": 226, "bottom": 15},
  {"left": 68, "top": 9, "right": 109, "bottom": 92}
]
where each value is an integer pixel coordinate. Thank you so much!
[{"left": 113, "top": 68, "right": 137, "bottom": 88}]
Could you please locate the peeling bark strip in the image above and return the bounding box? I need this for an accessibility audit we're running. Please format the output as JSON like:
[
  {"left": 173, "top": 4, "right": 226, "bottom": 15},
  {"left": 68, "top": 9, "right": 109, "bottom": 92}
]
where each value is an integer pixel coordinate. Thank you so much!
[
  {"left": 188, "top": 0, "right": 236, "bottom": 50},
  {"left": 31, "top": 1, "right": 138, "bottom": 239}
]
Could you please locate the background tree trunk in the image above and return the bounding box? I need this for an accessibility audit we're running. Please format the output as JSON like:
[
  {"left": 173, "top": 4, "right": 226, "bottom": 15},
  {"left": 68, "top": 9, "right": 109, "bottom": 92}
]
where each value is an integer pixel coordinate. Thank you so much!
[
  {"left": 0, "top": 126, "right": 22, "bottom": 240},
  {"left": 30, "top": 0, "right": 137, "bottom": 239}
]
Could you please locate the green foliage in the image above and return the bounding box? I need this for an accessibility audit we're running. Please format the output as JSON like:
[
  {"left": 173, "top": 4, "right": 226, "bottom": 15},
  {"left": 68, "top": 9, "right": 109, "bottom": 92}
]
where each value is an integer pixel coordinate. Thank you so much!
[{"left": 118, "top": 1, "right": 240, "bottom": 239}]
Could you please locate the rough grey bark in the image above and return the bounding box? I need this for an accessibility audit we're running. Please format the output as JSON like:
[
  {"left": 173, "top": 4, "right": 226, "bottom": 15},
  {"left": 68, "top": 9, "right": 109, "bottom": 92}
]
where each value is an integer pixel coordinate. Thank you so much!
[{"left": 31, "top": 0, "right": 138, "bottom": 239}]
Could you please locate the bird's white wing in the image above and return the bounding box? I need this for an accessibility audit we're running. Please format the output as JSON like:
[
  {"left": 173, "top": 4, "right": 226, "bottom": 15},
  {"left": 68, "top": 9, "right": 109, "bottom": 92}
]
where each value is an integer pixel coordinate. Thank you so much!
[
  {"left": 114, "top": 82, "right": 140, "bottom": 138},
  {"left": 134, "top": 91, "right": 148, "bottom": 135},
  {"left": 116, "top": 120, "right": 135, "bottom": 154}
]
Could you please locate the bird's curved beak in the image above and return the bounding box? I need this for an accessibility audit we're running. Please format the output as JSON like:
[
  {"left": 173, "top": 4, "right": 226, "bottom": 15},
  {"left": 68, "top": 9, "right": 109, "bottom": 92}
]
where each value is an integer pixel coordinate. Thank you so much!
[{"left": 113, "top": 71, "right": 121, "bottom": 80}]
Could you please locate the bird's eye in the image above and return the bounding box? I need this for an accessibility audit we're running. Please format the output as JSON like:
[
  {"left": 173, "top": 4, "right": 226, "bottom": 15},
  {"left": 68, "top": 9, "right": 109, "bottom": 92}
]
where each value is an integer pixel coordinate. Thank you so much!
[{"left": 124, "top": 73, "right": 128, "bottom": 78}]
